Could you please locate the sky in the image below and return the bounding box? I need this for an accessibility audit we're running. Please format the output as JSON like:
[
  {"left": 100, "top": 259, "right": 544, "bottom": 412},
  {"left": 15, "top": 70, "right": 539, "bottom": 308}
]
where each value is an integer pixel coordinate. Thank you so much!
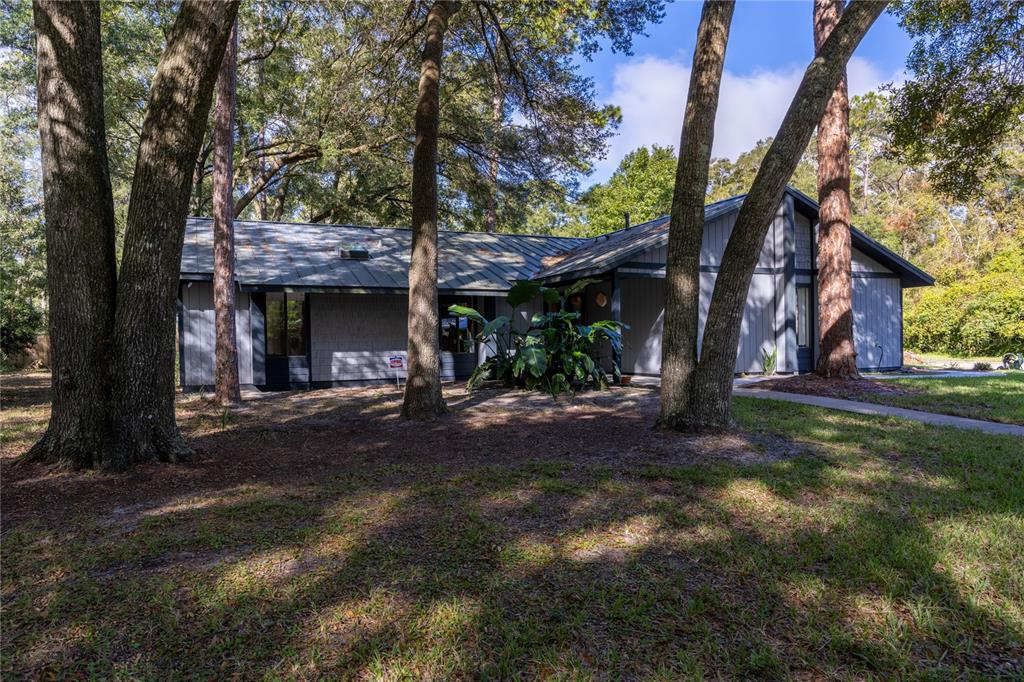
[{"left": 579, "top": 1, "right": 914, "bottom": 184}]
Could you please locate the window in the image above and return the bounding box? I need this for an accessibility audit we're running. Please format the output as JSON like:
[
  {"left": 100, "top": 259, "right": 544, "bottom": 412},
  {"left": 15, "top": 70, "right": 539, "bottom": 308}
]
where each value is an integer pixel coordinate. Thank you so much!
[
  {"left": 439, "top": 296, "right": 476, "bottom": 353},
  {"left": 796, "top": 286, "right": 810, "bottom": 348},
  {"left": 266, "top": 292, "right": 306, "bottom": 356}
]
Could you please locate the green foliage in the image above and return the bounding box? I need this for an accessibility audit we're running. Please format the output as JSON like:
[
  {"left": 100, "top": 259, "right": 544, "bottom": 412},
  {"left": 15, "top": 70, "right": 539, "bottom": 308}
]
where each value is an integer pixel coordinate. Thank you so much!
[
  {"left": 889, "top": 0, "right": 1024, "bottom": 199},
  {"left": 1, "top": 5, "right": 47, "bottom": 362},
  {"left": 573, "top": 145, "right": 678, "bottom": 236},
  {"left": 904, "top": 264, "right": 1024, "bottom": 356},
  {"left": 761, "top": 347, "right": 778, "bottom": 376},
  {"left": 708, "top": 137, "right": 818, "bottom": 202},
  {"left": 455, "top": 279, "right": 624, "bottom": 398}
]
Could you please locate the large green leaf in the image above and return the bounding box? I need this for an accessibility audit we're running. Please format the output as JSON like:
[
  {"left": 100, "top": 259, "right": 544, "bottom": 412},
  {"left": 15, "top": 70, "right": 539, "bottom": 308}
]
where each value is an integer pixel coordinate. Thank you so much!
[
  {"left": 447, "top": 304, "right": 486, "bottom": 326},
  {"left": 520, "top": 345, "right": 548, "bottom": 378},
  {"left": 507, "top": 281, "right": 543, "bottom": 308},
  {"left": 480, "top": 315, "right": 510, "bottom": 339}
]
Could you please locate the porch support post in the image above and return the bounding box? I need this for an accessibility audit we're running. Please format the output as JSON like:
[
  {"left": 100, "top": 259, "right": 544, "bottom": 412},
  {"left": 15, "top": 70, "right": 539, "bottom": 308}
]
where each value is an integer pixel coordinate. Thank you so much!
[{"left": 611, "top": 269, "right": 622, "bottom": 381}]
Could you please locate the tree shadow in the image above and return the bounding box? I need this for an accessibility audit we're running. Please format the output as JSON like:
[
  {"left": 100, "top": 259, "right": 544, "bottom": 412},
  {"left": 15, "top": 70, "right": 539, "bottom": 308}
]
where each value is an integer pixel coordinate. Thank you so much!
[{"left": 3, "top": 379, "right": 1023, "bottom": 677}]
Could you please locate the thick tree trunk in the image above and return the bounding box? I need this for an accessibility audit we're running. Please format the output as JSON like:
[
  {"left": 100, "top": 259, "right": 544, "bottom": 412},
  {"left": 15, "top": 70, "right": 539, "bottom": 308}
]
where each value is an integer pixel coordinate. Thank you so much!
[
  {"left": 24, "top": 0, "right": 117, "bottom": 468},
  {"left": 105, "top": 1, "right": 239, "bottom": 468},
  {"left": 214, "top": 21, "right": 242, "bottom": 406},
  {"left": 402, "top": 1, "right": 459, "bottom": 420},
  {"left": 685, "top": 0, "right": 887, "bottom": 431},
  {"left": 658, "top": 0, "right": 734, "bottom": 430},
  {"left": 485, "top": 40, "right": 503, "bottom": 234},
  {"left": 814, "top": 0, "right": 859, "bottom": 378}
]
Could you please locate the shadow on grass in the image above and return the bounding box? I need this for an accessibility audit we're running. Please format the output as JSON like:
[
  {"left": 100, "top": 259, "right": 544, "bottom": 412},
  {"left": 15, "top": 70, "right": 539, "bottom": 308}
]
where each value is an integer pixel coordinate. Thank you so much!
[{"left": 2, "top": 379, "right": 1023, "bottom": 678}]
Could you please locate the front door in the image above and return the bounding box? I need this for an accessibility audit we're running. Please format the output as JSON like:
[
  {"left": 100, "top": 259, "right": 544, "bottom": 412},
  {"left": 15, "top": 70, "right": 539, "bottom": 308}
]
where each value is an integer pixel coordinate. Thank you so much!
[{"left": 264, "top": 291, "right": 310, "bottom": 388}]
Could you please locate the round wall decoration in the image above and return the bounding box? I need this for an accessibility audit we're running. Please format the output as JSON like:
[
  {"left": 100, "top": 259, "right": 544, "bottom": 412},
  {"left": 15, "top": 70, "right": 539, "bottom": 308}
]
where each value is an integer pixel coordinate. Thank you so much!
[{"left": 595, "top": 291, "right": 608, "bottom": 308}]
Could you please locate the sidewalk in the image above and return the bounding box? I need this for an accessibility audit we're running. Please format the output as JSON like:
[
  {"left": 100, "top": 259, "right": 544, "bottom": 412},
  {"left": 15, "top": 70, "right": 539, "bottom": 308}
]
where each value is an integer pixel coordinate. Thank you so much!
[{"left": 733, "top": 388, "right": 1024, "bottom": 437}]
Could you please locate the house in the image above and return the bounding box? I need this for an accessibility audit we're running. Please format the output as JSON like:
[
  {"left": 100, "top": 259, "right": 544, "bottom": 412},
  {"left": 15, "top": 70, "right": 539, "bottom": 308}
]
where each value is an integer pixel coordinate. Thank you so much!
[{"left": 177, "top": 186, "right": 933, "bottom": 390}]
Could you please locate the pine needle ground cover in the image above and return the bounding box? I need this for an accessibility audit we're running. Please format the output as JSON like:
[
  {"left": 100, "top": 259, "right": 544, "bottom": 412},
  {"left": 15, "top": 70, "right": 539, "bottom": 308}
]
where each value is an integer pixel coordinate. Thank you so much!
[{"left": 2, "top": 372, "right": 1022, "bottom": 678}]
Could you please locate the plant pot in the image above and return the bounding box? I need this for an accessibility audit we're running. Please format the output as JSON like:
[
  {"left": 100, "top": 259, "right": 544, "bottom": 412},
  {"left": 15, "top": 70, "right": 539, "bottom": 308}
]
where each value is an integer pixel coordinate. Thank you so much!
[{"left": 620, "top": 375, "right": 632, "bottom": 386}]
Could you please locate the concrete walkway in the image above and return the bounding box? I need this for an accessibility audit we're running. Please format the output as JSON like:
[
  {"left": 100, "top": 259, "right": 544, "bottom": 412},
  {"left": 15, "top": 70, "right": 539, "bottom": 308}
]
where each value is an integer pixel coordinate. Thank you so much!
[{"left": 733, "top": 388, "right": 1024, "bottom": 437}]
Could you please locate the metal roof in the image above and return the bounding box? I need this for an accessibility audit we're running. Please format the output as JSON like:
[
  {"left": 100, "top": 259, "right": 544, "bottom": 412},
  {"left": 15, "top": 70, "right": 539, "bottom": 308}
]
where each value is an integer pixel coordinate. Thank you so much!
[
  {"left": 180, "top": 218, "right": 584, "bottom": 294},
  {"left": 531, "top": 194, "right": 745, "bottom": 284},
  {"left": 180, "top": 187, "right": 933, "bottom": 292}
]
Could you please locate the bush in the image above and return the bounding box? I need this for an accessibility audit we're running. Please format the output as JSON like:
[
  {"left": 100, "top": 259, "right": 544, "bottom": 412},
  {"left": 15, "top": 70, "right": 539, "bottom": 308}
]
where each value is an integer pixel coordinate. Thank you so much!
[
  {"left": 973, "top": 362, "right": 992, "bottom": 371},
  {"left": 450, "top": 279, "right": 624, "bottom": 398},
  {"left": 904, "top": 270, "right": 1024, "bottom": 356},
  {"left": 1, "top": 294, "right": 45, "bottom": 364}
]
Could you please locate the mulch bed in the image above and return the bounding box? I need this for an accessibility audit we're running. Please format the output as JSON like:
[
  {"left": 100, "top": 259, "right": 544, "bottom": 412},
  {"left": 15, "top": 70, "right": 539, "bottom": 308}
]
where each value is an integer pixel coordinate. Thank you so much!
[
  {"left": 1, "top": 373, "right": 809, "bottom": 530},
  {"left": 751, "top": 374, "right": 919, "bottom": 399}
]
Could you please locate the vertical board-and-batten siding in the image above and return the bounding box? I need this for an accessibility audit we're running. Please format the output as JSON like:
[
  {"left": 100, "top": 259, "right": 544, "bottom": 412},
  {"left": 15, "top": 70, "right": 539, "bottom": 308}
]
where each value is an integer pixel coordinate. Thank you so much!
[
  {"left": 851, "top": 273, "right": 902, "bottom": 370},
  {"left": 619, "top": 204, "right": 787, "bottom": 375},
  {"left": 309, "top": 293, "right": 474, "bottom": 382},
  {"left": 179, "top": 282, "right": 253, "bottom": 386}
]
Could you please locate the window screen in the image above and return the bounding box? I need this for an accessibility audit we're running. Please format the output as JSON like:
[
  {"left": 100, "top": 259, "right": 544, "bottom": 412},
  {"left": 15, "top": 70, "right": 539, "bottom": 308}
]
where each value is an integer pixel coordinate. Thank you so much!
[{"left": 796, "top": 286, "right": 810, "bottom": 348}]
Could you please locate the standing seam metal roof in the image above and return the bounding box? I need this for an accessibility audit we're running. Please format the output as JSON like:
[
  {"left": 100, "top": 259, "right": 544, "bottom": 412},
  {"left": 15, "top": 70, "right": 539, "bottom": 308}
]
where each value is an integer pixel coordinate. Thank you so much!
[{"left": 180, "top": 188, "right": 933, "bottom": 291}]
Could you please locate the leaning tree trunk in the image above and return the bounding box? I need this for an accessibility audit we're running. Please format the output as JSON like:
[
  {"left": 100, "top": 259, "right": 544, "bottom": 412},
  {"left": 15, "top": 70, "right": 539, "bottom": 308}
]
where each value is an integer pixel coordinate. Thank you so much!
[
  {"left": 658, "top": 0, "right": 735, "bottom": 431},
  {"left": 402, "top": 1, "right": 460, "bottom": 420},
  {"left": 685, "top": 0, "right": 887, "bottom": 431},
  {"left": 813, "top": 0, "right": 859, "bottom": 378},
  {"left": 105, "top": 0, "right": 239, "bottom": 469},
  {"left": 213, "top": 21, "right": 242, "bottom": 406},
  {"left": 24, "top": 0, "right": 117, "bottom": 468}
]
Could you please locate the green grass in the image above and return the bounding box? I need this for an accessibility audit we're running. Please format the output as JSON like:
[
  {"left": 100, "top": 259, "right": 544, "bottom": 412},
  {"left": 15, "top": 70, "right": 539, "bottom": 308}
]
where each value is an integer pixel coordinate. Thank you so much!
[
  {"left": 3, "top": 398, "right": 1023, "bottom": 678},
  {"left": 858, "top": 373, "right": 1024, "bottom": 425}
]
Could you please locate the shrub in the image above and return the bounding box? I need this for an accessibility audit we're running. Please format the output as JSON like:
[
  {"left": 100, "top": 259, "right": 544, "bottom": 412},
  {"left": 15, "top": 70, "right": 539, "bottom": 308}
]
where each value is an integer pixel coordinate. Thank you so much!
[
  {"left": 761, "top": 346, "right": 778, "bottom": 376},
  {"left": 1, "top": 294, "right": 45, "bottom": 364},
  {"left": 973, "top": 362, "right": 992, "bottom": 371},
  {"left": 450, "top": 279, "right": 624, "bottom": 398},
  {"left": 904, "top": 270, "right": 1024, "bottom": 356}
]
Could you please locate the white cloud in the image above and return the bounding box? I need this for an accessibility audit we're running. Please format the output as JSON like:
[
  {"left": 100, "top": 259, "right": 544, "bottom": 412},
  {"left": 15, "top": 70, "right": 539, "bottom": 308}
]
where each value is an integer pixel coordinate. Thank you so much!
[{"left": 591, "top": 54, "right": 898, "bottom": 183}]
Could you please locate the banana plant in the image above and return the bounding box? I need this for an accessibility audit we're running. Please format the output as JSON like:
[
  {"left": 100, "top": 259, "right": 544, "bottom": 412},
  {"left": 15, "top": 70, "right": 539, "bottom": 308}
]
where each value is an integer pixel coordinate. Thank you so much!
[{"left": 449, "top": 279, "right": 626, "bottom": 398}]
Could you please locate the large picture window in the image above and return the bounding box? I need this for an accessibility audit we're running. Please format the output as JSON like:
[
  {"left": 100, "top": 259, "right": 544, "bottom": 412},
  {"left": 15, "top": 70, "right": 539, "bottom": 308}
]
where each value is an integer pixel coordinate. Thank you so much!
[
  {"left": 266, "top": 292, "right": 306, "bottom": 357},
  {"left": 796, "top": 285, "right": 810, "bottom": 348}
]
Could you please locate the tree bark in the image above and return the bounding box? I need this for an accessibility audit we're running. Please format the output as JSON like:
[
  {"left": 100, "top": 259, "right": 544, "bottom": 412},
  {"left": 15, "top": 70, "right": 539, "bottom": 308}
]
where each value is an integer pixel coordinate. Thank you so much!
[
  {"left": 485, "top": 37, "right": 503, "bottom": 233},
  {"left": 402, "top": 1, "right": 459, "bottom": 420},
  {"left": 105, "top": 0, "right": 239, "bottom": 468},
  {"left": 658, "top": 0, "right": 734, "bottom": 430},
  {"left": 813, "top": 0, "right": 859, "bottom": 378},
  {"left": 214, "top": 21, "right": 242, "bottom": 406},
  {"left": 24, "top": 0, "right": 117, "bottom": 468},
  {"left": 684, "top": 0, "right": 887, "bottom": 431}
]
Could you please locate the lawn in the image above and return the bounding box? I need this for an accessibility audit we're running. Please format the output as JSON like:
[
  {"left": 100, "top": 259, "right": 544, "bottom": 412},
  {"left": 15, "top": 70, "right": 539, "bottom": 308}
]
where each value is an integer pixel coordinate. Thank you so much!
[
  {"left": 860, "top": 374, "right": 1024, "bottom": 425},
  {"left": 2, "top": 372, "right": 1022, "bottom": 679}
]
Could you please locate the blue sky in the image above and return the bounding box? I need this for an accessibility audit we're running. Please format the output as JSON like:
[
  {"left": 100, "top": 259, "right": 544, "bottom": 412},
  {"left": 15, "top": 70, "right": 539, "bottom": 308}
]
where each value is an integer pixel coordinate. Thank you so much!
[{"left": 578, "top": 2, "right": 914, "bottom": 183}]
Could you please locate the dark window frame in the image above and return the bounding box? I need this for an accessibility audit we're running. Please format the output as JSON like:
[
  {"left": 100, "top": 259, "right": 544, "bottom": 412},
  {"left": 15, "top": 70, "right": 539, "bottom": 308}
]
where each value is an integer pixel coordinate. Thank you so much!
[
  {"left": 266, "top": 292, "right": 307, "bottom": 358},
  {"left": 796, "top": 284, "right": 811, "bottom": 349},
  {"left": 439, "top": 295, "right": 477, "bottom": 354}
]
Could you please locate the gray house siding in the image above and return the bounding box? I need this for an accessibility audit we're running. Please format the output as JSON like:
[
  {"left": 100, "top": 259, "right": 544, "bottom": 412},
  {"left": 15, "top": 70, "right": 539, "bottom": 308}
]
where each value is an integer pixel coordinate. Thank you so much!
[
  {"left": 851, "top": 272, "right": 902, "bottom": 371},
  {"left": 310, "top": 292, "right": 475, "bottom": 383},
  {"left": 178, "top": 282, "right": 253, "bottom": 387}
]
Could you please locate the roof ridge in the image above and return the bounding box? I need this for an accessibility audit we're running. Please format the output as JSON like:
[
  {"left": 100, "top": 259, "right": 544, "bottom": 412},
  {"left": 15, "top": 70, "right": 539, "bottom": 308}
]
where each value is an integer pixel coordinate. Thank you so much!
[{"left": 186, "top": 216, "right": 583, "bottom": 241}]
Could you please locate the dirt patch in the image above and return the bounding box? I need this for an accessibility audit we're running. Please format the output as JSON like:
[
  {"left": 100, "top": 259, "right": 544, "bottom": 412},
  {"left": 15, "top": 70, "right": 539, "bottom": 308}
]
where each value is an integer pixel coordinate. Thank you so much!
[
  {"left": 751, "top": 374, "right": 920, "bottom": 399},
  {"left": 1, "top": 373, "right": 807, "bottom": 530}
]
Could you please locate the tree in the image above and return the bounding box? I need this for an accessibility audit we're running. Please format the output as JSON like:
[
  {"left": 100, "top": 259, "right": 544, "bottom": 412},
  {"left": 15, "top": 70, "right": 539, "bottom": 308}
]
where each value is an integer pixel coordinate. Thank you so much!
[
  {"left": 577, "top": 145, "right": 679, "bottom": 236},
  {"left": 658, "top": 0, "right": 735, "bottom": 430},
  {"left": 679, "top": 0, "right": 888, "bottom": 431},
  {"left": 402, "top": 1, "right": 460, "bottom": 420},
  {"left": 25, "top": 0, "right": 118, "bottom": 467},
  {"left": 25, "top": 0, "right": 239, "bottom": 469},
  {"left": 813, "top": 0, "right": 859, "bottom": 378},
  {"left": 213, "top": 21, "right": 241, "bottom": 407},
  {"left": 707, "top": 137, "right": 817, "bottom": 201},
  {"left": 888, "top": 0, "right": 1024, "bottom": 200}
]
